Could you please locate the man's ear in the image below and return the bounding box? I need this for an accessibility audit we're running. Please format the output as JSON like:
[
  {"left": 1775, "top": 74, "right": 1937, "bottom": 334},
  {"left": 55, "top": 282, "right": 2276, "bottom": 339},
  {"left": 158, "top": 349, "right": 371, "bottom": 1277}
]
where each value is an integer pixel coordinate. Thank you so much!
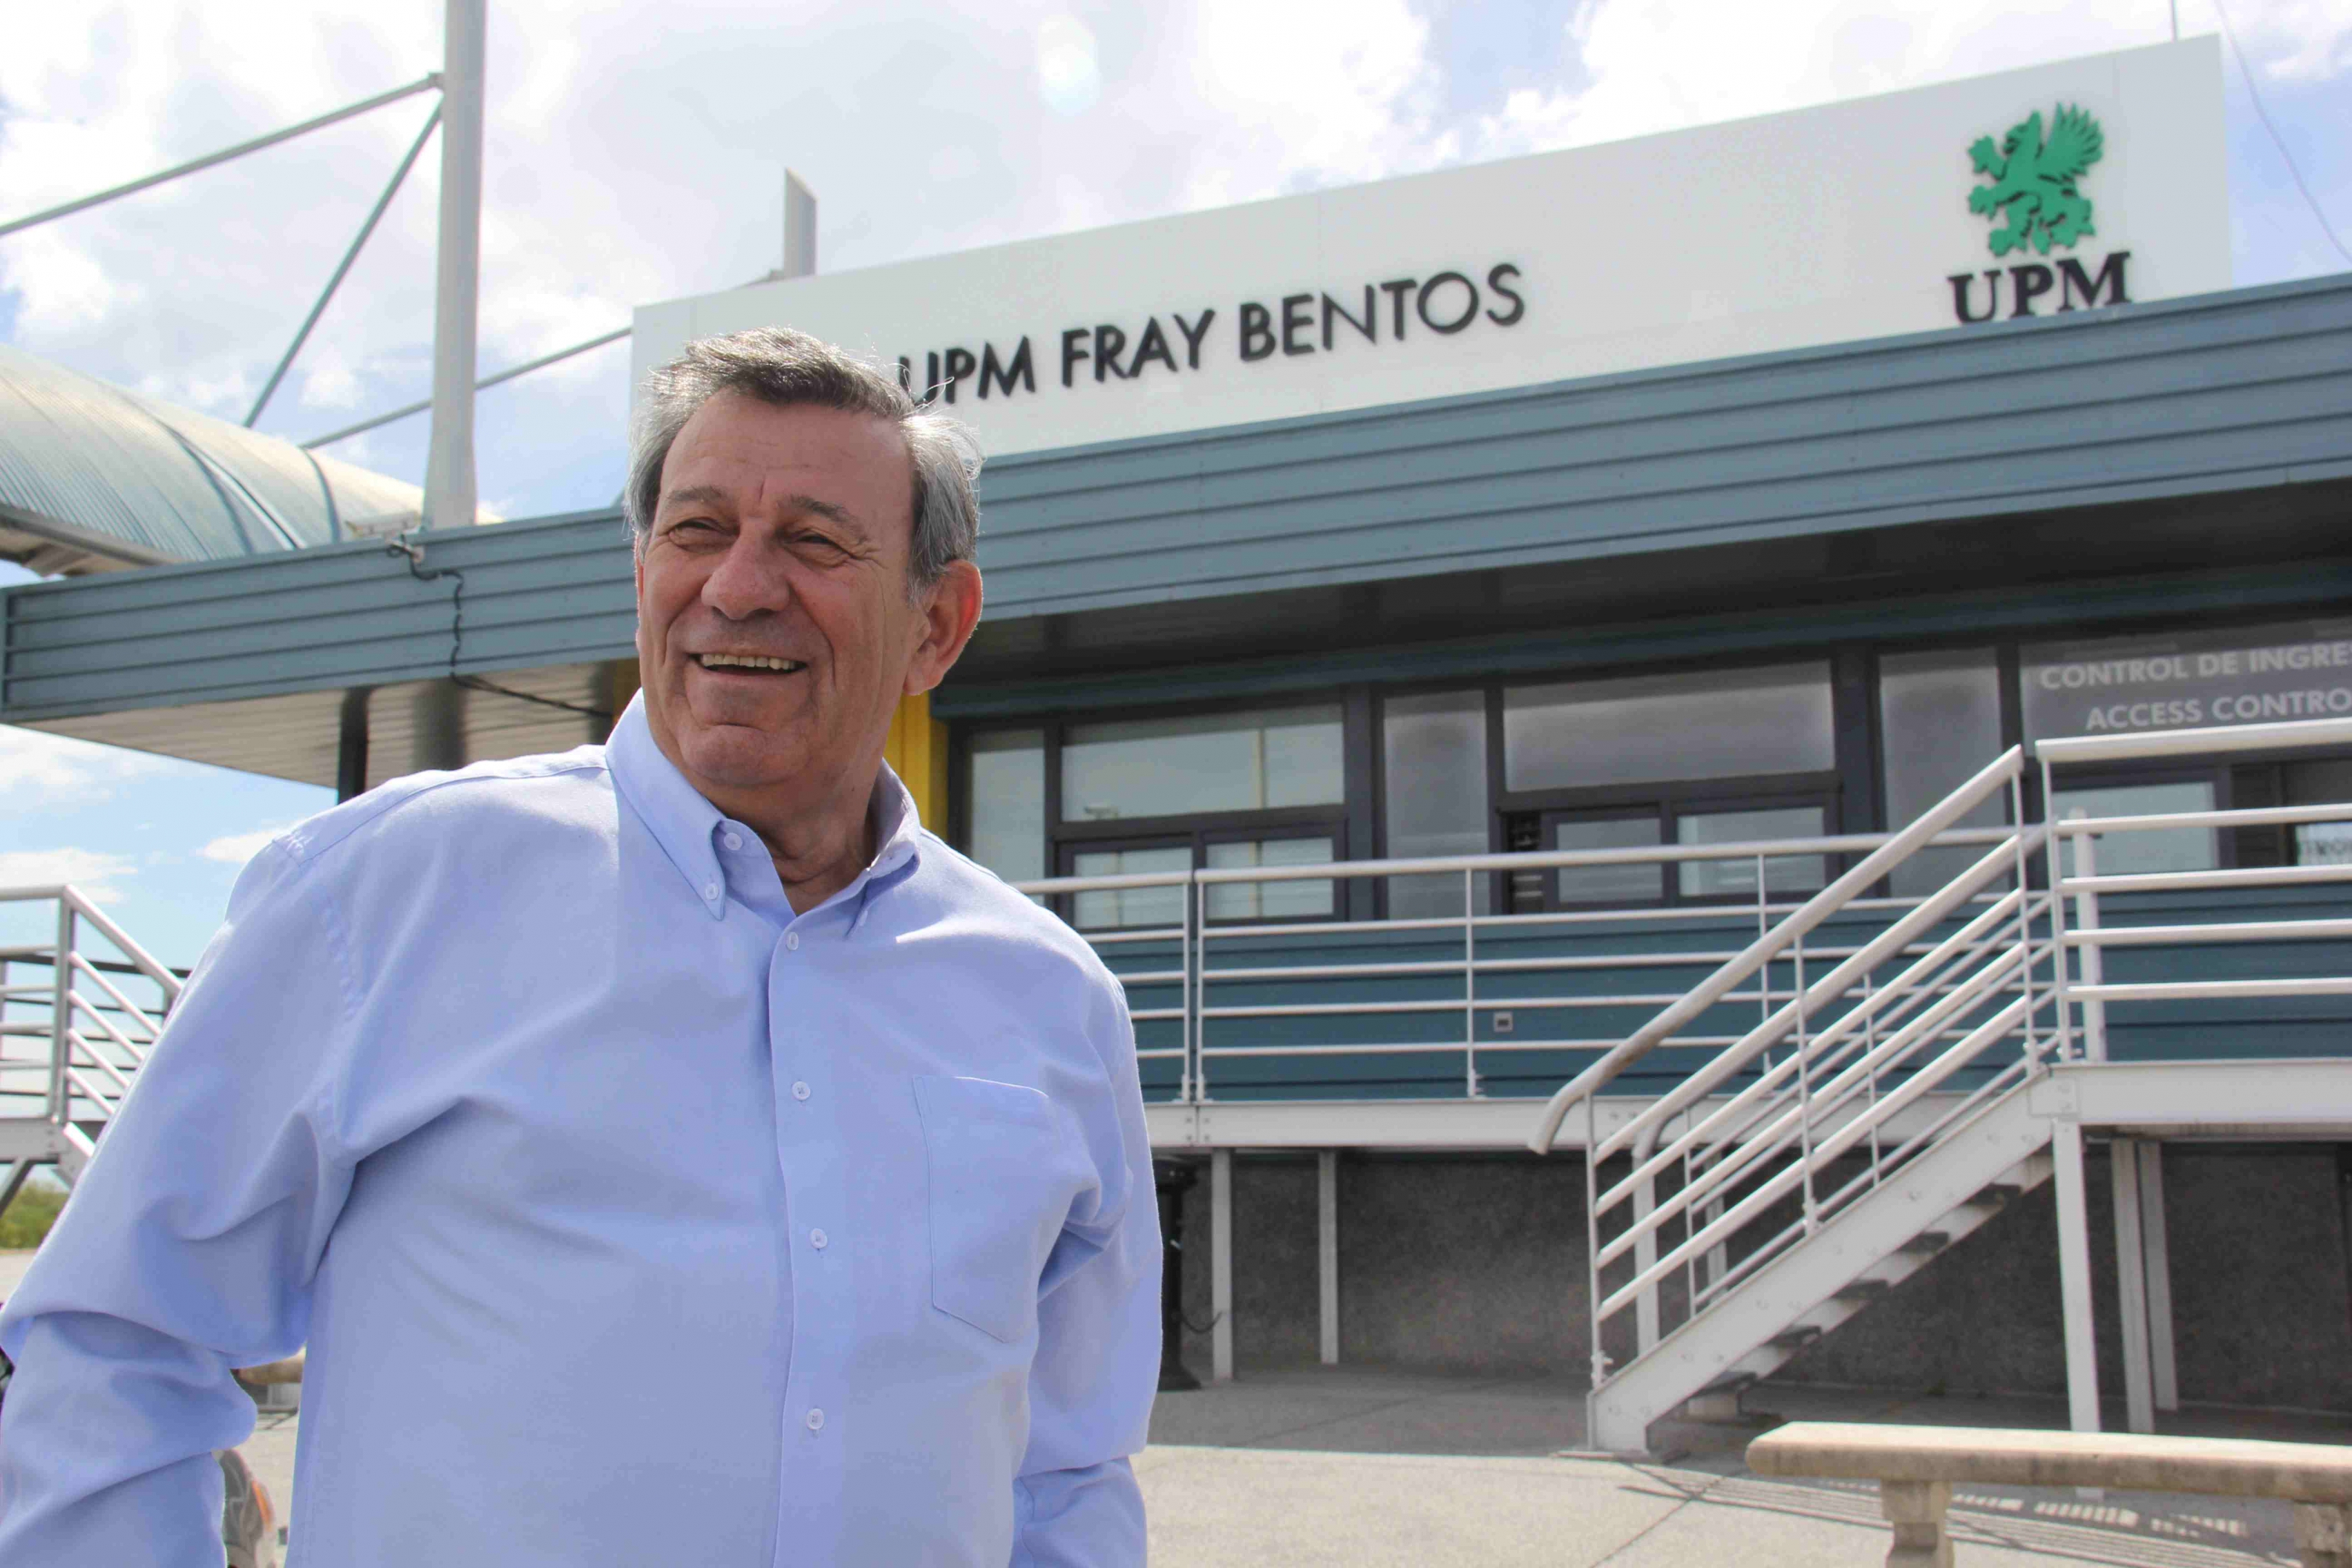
[{"left": 903, "top": 560, "right": 984, "bottom": 697}]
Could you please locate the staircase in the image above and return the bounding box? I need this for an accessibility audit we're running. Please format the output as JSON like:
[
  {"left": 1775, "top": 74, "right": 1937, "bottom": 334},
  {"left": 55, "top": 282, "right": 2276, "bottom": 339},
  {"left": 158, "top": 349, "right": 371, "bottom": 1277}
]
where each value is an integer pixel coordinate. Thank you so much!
[
  {"left": 1533, "top": 714, "right": 2352, "bottom": 1454},
  {"left": 1530, "top": 746, "right": 2071, "bottom": 1454},
  {"left": 0, "top": 885, "right": 180, "bottom": 1187}
]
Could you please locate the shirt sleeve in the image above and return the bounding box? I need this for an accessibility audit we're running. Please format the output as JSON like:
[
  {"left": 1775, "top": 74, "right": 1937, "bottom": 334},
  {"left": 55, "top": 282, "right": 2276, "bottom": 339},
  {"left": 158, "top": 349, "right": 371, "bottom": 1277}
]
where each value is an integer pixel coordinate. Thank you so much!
[
  {"left": 0, "top": 840, "right": 356, "bottom": 1564},
  {"left": 1010, "top": 980, "right": 1161, "bottom": 1568}
]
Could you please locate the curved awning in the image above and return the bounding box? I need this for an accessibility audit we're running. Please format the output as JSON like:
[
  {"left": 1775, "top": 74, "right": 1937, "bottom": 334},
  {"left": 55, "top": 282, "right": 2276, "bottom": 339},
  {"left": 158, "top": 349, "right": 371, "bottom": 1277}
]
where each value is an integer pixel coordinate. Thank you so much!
[{"left": 0, "top": 342, "right": 441, "bottom": 575}]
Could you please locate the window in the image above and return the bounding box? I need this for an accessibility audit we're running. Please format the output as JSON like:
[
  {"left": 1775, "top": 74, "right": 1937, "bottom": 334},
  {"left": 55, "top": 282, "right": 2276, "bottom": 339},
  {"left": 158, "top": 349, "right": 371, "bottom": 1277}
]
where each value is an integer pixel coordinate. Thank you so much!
[
  {"left": 1675, "top": 804, "right": 1828, "bottom": 899},
  {"left": 1501, "top": 662, "right": 1839, "bottom": 911},
  {"left": 1070, "top": 844, "right": 1190, "bottom": 931},
  {"left": 1548, "top": 815, "right": 1663, "bottom": 906},
  {"left": 1042, "top": 703, "right": 1350, "bottom": 931},
  {"left": 1878, "top": 648, "right": 2009, "bottom": 897},
  {"left": 964, "top": 729, "right": 1046, "bottom": 884},
  {"left": 2021, "top": 618, "right": 2352, "bottom": 744},
  {"left": 1504, "top": 662, "right": 1835, "bottom": 793},
  {"left": 2051, "top": 780, "right": 2220, "bottom": 877},
  {"left": 1062, "top": 706, "right": 1342, "bottom": 822},
  {"left": 1204, "top": 836, "right": 1337, "bottom": 921},
  {"left": 2287, "top": 760, "right": 2352, "bottom": 866},
  {"left": 1381, "top": 691, "right": 1490, "bottom": 918}
]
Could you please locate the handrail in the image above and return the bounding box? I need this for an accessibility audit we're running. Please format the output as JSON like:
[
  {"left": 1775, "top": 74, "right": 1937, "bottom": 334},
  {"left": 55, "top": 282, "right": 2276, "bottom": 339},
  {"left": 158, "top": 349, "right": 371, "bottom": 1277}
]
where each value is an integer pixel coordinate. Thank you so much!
[
  {"left": 58, "top": 887, "right": 183, "bottom": 1004},
  {"left": 1593, "top": 832, "right": 2042, "bottom": 1165},
  {"left": 1012, "top": 826, "right": 2024, "bottom": 899},
  {"left": 1527, "top": 746, "right": 2027, "bottom": 1154}
]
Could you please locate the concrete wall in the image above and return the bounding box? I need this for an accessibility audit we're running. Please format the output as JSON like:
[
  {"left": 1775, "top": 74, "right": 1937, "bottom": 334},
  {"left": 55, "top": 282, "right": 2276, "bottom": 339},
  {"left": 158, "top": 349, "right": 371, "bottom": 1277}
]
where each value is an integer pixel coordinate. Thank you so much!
[{"left": 1169, "top": 1144, "right": 2352, "bottom": 1411}]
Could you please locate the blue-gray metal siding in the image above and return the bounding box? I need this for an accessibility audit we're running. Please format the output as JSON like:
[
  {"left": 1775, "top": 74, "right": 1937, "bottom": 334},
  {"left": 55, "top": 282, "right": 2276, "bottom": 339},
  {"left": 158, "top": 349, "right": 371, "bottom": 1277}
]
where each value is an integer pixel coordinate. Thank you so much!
[{"left": 5, "top": 274, "right": 2350, "bottom": 724}]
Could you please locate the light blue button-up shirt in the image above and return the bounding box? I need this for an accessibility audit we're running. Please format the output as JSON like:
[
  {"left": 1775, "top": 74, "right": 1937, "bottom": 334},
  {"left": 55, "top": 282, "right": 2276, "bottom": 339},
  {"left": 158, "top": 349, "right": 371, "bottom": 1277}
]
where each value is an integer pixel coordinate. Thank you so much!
[{"left": 0, "top": 696, "right": 1159, "bottom": 1566}]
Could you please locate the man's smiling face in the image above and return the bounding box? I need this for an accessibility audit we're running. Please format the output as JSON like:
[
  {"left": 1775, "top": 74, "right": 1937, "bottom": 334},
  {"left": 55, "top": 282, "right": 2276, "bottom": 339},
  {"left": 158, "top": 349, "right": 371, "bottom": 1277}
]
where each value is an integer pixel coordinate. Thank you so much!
[{"left": 634, "top": 392, "right": 932, "bottom": 814}]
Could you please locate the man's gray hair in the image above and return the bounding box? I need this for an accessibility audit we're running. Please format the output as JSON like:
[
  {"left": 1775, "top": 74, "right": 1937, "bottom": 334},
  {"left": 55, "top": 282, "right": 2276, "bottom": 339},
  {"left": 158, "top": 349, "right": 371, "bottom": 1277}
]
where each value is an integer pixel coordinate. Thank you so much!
[{"left": 624, "top": 327, "right": 982, "bottom": 593}]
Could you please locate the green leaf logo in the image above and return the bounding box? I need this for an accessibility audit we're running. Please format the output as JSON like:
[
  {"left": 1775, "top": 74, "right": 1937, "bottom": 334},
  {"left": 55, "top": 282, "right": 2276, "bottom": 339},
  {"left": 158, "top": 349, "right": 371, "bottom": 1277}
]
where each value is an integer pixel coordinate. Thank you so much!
[{"left": 1967, "top": 104, "right": 2104, "bottom": 257}]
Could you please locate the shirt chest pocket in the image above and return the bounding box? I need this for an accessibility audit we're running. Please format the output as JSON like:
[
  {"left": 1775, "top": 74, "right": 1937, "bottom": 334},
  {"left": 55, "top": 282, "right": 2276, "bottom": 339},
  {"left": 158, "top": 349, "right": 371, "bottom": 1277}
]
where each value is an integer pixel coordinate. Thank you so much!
[{"left": 911, "top": 1075, "right": 1082, "bottom": 1344}]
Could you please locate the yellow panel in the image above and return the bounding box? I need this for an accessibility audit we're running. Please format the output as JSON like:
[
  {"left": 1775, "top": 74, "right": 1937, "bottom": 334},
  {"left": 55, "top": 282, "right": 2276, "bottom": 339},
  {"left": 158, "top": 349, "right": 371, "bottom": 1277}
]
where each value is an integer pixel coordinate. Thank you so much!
[{"left": 884, "top": 691, "right": 950, "bottom": 832}]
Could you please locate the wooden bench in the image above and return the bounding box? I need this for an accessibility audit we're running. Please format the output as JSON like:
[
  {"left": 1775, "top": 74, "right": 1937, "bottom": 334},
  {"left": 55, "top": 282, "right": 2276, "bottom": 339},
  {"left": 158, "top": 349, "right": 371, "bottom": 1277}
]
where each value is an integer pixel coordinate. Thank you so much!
[{"left": 1748, "top": 1421, "right": 2352, "bottom": 1567}]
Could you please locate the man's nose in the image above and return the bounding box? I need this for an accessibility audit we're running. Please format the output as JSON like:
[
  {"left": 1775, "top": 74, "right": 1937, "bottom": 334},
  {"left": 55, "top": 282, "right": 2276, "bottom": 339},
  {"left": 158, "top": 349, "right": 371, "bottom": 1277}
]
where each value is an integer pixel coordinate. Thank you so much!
[{"left": 700, "top": 535, "right": 793, "bottom": 621}]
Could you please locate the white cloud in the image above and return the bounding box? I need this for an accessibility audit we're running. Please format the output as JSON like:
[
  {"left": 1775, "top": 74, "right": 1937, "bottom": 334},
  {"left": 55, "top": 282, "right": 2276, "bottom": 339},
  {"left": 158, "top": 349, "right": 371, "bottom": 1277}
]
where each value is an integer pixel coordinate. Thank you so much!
[
  {"left": 0, "top": 726, "right": 163, "bottom": 808},
  {"left": 2230, "top": 0, "right": 2352, "bottom": 83},
  {"left": 197, "top": 824, "right": 293, "bottom": 867},
  {"left": 1474, "top": 0, "right": 2350, "bottom": 165},
  {"left": 1475, "top": 2, "right": 2149, "bottom": 160},
  {"left": 0, "top": 847, "right": 137, "bottom": 902}
]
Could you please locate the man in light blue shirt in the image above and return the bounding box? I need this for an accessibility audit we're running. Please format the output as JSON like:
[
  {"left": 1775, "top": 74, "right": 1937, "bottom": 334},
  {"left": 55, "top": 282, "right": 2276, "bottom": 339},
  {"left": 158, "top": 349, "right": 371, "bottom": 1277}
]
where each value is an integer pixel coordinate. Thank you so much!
[{"left": 0, "top": 328, "right": 1160, "bottom": 1565}]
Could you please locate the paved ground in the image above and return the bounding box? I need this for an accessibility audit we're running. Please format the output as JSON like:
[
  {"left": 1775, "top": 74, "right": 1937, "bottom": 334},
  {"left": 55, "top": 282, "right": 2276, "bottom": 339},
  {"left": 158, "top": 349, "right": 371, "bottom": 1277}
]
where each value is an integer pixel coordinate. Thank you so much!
[
  {"left": 224, "top": 1367, "right": 2329, "bottom": 1565},
  {"left": 2, "top": 1243, "right": 2336, "bottom": 1564},
  {"left": 1139, "top": 1367, "right": 2322, "bottom": 1566}
]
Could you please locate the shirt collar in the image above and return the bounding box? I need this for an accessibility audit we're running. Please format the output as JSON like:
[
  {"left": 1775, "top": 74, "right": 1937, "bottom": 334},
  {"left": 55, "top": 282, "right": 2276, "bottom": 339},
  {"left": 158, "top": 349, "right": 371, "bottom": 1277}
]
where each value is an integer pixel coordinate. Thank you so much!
[{"left": 607, "top": 693, "right": 924, "bottom": 922}]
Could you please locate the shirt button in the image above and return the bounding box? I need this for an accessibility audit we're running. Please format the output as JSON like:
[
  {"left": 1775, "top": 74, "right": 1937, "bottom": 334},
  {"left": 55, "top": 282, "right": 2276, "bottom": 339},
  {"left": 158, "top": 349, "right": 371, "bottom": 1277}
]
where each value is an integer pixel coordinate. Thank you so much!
[
  {"left": 703, "top": 882, "right": 720, "bottom": 902},
  {"left": 785, "top": 931, "right": 800, "bottom": 950},
  {"left": 792, "top": 1081, "right": 811, "bottom": 1101},
  {"left": 810, "top": 1228, "right": 829, "bottom": 1250},
  {"left": 806, "top": 1408, "right": 825, "bottom": 1432},
  {"left": 722, "top": 831, "right": 742, "bottom": 851}
]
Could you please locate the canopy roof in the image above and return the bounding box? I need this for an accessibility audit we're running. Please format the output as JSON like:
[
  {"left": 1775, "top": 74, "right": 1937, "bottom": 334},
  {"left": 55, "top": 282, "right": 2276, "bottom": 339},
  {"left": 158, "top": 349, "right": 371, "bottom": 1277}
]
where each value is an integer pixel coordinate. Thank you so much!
[{"left": 0, "top": 342, "right": 434, "bottom": 575}]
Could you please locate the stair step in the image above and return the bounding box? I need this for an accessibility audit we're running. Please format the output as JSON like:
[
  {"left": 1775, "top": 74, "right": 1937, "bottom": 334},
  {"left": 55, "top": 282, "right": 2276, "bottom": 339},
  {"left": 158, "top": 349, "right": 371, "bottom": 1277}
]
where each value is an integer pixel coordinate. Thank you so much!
[
  {"left": 1834, "top": 1278, "right": 1891, "bottom": 1304},
  {"left": 1896, "top": 1231, "right": 1951, "bottom": 1255},
  {"left": 1695, "top": 1370, "right": 1759, "bottom": 1400},
  {"left": 1767, "top": 1325, "right": 1823, "bottom": 1353},
  {"left": 1965, "top": 1182, "right": 2023, "bottom": 1210}
]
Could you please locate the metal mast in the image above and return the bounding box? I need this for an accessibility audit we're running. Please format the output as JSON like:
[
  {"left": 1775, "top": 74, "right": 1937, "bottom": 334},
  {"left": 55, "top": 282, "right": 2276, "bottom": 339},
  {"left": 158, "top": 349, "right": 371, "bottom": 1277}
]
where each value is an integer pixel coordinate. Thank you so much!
[{"left": 423, "top": 0, "right": 485, "bottom": 531}]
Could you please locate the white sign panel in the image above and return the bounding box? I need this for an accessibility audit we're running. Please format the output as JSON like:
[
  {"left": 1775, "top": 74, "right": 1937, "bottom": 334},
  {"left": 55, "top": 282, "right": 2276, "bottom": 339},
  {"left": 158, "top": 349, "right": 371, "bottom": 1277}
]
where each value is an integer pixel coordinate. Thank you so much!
[{"left": 633, "top": 38, "right": 2227, "bottom": 459}]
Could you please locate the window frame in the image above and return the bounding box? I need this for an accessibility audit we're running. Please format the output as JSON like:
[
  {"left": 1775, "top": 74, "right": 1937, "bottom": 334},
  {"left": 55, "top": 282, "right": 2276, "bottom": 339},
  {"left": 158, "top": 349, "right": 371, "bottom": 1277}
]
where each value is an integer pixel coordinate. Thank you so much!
[{"left": 1053, "top": 820, "right": 1350, "bottom": 931}]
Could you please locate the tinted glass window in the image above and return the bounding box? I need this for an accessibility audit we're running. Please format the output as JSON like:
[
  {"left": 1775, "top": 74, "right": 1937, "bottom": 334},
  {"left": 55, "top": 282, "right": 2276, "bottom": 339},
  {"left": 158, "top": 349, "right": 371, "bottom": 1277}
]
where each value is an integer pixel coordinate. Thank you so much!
[
  {"left": 964, "top": 729, "right": 1045, "bottom": 884},
  {"left": 1504, "top": 663, "right": 1835, "bottom": 793},
  {"left": 1879, "top": 648, "right": 2008, "bottom": 897},
  {"left": 1676, "top": 806, "right": 1828, "bottom": 899},
  {"left": 1204, "top": 837, "right": 1336, "bottom": 921},
  {"left": 1552, "top": 817, "right": 1664, "bottom": 905},
  {"left": 2051, "top": 782, "right": 2217, "bottom": 877},
  {"left": 2287, "top": 760, "right": 2352, "bottom": 866},
  {"left": 1062, "top": 706, "right": 1343, "bottom": 822},
  {"left": 1383, "top": 691, "right": 1490, "bottom": 919},
  {"left": 1070, "top": 845, "right": 1191, "bottom": 930}
]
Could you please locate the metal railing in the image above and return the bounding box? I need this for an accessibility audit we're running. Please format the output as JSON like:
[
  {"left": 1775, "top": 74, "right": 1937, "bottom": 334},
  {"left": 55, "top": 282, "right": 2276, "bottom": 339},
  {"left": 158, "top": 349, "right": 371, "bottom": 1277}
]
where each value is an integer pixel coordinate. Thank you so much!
[
  {"left": 1018, "top": 813, "right": 2041, "bottom": 1109},
  {"left": 1506, "top": 748, "right": 2064, "bottom": 1385},
  {"left": 0, "top": 886, "right": 183, "bottom": 1169},
  {"left": 2041, "top": 716, "right": 2352, "bottom": 1064}
]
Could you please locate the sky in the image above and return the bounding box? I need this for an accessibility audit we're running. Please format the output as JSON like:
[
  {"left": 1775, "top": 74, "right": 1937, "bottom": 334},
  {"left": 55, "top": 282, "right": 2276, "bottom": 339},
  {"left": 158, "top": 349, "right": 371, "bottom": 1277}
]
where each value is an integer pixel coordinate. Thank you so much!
[{"left": 2, "top": 0, "right": 2349, "bottom": 967}]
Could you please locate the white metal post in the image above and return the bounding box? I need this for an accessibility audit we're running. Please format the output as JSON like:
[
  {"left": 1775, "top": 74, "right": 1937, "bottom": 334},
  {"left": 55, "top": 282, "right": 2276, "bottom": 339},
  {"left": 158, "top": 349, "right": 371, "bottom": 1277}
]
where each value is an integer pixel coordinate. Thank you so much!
[
  {"left": 1317, "top": 1149, "right": 1339, "bottom": 1365},
  {"left": 2069, "top": 817, "right": 2108, "bottom": 1062},
  {"left": 2111, "top": 1135, "right": 2156, "bottom": 1434},
  {"left": 2139, "top": 1140, "right": 2180, "bottom": 1411},
  {"left": 2051, "top": 1119, "right": 2103, "bottom": 1434},
  {"left": 1210, "top": 1147, "right": 1234, "bottom": 1383},
  {"left": 1179, "top": 880, "right": 1195, "bottom": 1104},
  {"left": 1463, "top": 867, "right": 1479, "bottom": 1098},
  {"left": 48, "top": 898, "right": 73, "bottom": 1127},
  {"left": 1633, "top": 1174, "right": 1659, "bottom": 1355},
  {"left": 423, "top": 0, "right": 485, "bottom": 533},
  {"left": 1793, "top": 934, "right": 1817, "bottom": 1233}
]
